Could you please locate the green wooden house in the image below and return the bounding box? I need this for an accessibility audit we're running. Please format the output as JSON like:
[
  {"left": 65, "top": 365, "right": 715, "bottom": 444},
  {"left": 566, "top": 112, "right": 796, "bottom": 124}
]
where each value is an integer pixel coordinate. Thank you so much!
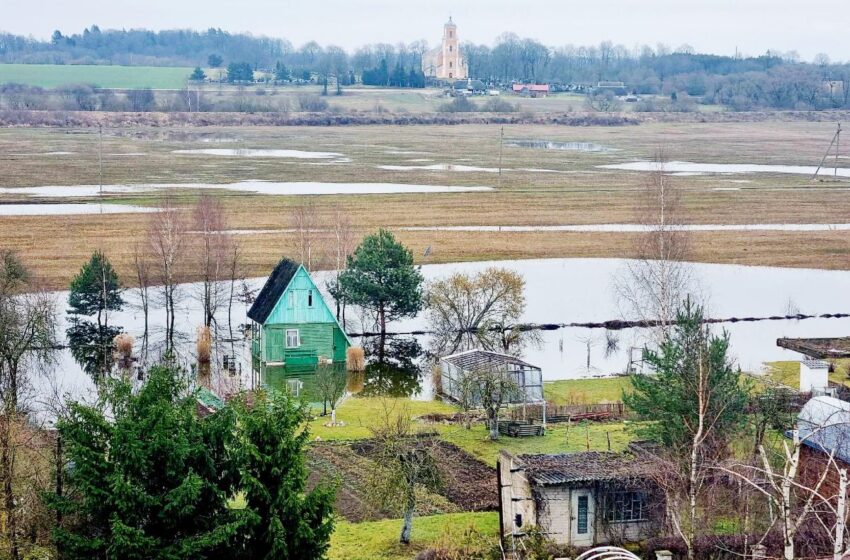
[{"left": 248, "top": 258, "right": 351, "bottom": 370}]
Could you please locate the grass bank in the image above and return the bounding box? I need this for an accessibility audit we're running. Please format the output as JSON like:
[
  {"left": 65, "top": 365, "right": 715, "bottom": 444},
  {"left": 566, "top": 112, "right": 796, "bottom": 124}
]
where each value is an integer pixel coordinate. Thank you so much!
[{"left": 329, "top": 511, "right": 499, "bottom": 560}]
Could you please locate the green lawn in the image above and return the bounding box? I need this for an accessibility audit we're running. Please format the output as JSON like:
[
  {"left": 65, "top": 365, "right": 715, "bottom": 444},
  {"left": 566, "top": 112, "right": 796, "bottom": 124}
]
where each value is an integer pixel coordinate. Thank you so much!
[
  {"left": 544, "top": 377, "right": 632, "bottom": 404},
  {"left": 441, "top": 421, "right": 634, "bottom": 467},
  {"left": 307, "top": 396, "right": 456, "bottom": 441},
  {"left": 329, "top": 512, "right": 499, "bottom": 560},
  {"left": 762, "top": 359, "right": 850, "bottom": 391},
  {"left": 0, "top": 63, "right": 194, "bottom": 89}
]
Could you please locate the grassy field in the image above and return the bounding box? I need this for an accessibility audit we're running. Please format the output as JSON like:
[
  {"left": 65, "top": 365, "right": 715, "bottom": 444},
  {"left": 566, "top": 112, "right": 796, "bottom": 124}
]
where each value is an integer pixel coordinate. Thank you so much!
[
  {"left": 0, "top": 121, "right": 848, "bottom": 288},
  {"left": 329, "top": 512, "right": 499, "bottom": 560},
  {"left": 0, "top": 63, "right": 194, "bottom": 89},
  {"left": 762, "top": 359, "right": 850, "bottom": 389},
  {"left": 544, "top": 377, "right": 632, "bottom": 404}
]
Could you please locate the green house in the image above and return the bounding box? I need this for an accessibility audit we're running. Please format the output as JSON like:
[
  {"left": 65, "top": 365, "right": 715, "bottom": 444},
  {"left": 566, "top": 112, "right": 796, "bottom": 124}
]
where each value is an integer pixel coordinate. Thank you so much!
[{"left": 248, "top": 258, "right": 351, "bottom": 370}]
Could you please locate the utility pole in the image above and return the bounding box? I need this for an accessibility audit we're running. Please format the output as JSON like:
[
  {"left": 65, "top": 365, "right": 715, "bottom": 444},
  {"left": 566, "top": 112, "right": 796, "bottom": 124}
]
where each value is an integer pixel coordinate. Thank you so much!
[
  {"left": 498, "top": 126, "right": 504, "bottom": 189},
  {"left": 813, "top": 122, "right": 842, "bottom": 180},
  {"left": 98, "top": 125, "right": 103, "bottom": 214}
]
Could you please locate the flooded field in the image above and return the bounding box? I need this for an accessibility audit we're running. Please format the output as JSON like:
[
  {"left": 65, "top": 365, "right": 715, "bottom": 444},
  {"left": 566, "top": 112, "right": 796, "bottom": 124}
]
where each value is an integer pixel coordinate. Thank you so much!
[
  {"left": 172, "top": 148, "right": 344, "bottom": 159},
  {"left": 506, "top": 140, "right": 614, "bottom": 152},
  {"left": 377, "top": 163, "right": 501, "bottom": 173},
  {"left": 600, "top": 160, "right": 850, "bottom": 178},
  {"left": 44, "top": 258, "right": 850, "bottom": 412},
  {"left": 0, "top": 181, "right": 493, "bottom": 198},
  {"left": 0, "top": 203, "right": 155, "bottom": 216}
]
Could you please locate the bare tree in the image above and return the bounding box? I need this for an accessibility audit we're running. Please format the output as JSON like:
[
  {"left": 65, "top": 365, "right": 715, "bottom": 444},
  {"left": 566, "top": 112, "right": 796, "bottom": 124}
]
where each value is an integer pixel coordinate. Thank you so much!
[
  {"left": 326, "top": 205, "right": 355, "bottom": 324},
  {"left": 615, "top": 148, "right": 693, "bottom": 340},
  {"left": 131, "top": 241, "right": 152, "bottom": 349},
  {"left": 314, "top": 364, "right": 346, "bottom": 419},
  {"left": 148, "top": 195, "right": 187, "bottom": 352},
  {"left": 462, "top": 367, "right": 520, "bottom": 441},
  {"left": 427, "top": 268, "right": 532, "bottom": 356},
  {"left": 367, "top": 401, "right": 441, "bottom": 545},
  {"left": 192, "top": 194, "right": 233, "bottom": 330},
  {"left": 291, "top": 201, "right": 321, "bottom": 272},
  {"left": 0, "top": 251, "right": 56, "bottom": 560}
]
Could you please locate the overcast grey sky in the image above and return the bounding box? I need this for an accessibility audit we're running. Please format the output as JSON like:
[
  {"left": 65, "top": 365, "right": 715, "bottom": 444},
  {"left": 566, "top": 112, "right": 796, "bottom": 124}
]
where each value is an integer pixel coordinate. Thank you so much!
[{"left": 4, "top": 0, "right": 848, "bottom": 61}]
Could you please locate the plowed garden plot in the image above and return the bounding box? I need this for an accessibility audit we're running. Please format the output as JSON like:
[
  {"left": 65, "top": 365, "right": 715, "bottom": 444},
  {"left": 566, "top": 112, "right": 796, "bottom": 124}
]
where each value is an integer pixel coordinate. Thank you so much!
[{"left": 307, "top": 440, "right": 497, "bottom": 522}]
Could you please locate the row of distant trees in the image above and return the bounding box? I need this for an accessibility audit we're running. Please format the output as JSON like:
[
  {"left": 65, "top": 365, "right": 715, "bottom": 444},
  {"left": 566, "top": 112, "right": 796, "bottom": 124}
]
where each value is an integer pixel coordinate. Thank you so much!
[{"left": 2, "top": 27, "right": 850, "bottom": 108}]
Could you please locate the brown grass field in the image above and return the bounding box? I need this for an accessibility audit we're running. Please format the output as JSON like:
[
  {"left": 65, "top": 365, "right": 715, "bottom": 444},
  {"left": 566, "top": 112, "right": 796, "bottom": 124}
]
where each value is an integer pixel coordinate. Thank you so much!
[{"left": 0, "top": 120, "right": 848, "bottom": 289}]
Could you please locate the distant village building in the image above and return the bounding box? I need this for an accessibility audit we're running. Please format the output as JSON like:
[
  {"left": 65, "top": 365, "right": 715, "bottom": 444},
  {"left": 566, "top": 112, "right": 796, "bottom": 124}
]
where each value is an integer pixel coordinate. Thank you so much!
[
  {"left": 422, "top": 17, "right": 467, "bottom": 80},
  {"left": 498, "top": 449, "right": 661, "bottom": 547},
  {"left": 248, "top": 258, "right": 351, "bottom": 372},
  {"left": 512, "top": 83, "right": 550, "bottom": 97}
]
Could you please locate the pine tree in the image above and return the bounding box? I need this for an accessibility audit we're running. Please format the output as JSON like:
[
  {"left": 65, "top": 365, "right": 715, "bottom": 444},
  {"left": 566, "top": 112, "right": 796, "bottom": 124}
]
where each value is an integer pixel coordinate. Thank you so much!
[
  {"left": 52, "top": 365, "right": 246, "bottom": 559},
  {"left": 232, "top": 390, "right": 335, "bottom": 558}
]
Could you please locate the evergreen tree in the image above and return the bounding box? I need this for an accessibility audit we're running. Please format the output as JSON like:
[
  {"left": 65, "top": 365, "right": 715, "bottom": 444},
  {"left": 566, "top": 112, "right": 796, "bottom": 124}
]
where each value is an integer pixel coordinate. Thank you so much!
[
  {"left": 67, "top": 251, "right": 124, "bottom": 378},
  {"left": 190, "top": 66, "right": 206, "bottom": 81},
  {"left": 68, "top": 250, "right": 123, "bottom": 324},
  {"left": 339, "top": 229, "right": 423, "bottom": 339},
  {"left": 52, "top": 365, "right": 246, "bottom": 559},
  {"left": 274, "top": 61, "right": 290, "bottom": 82},
  {"left": 624, "top": 298, "right": 749, "bottom": 453},
  {"left": 232, "top": 390, "right": 335, "bottom": 558}
]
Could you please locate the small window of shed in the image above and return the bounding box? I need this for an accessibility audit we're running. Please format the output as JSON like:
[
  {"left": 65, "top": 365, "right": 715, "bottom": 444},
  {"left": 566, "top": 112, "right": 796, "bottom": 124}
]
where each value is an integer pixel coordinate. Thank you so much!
[{"left": 308, "top": 290, "right": 314, "bottom": 307}]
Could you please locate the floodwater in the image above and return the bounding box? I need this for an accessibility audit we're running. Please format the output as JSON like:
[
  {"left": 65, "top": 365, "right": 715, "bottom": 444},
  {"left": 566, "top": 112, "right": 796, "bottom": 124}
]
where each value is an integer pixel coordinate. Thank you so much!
[
  {"left": 377, "top": 163, "right": 501, "bottom": 173},
  {"left": 600, "top": 161, "right": 850, "bottom": 178},
  {"left": 506, "top": 140, "right": 614, "bottom": 152},
  {"left": 0, "top": 203, "right": 156, "bottom": 216},
  {"left": 172, "top": 148, "right": 343, "bottom": 159},
  {"left": 42, "top": 258, "right": 850, "bottom": 411},
  {"left": 402, "top": 224, "right": 850, "bottom": 233},
  {"left": 0, "top": 182, "right": 493, "bottom": 198}
]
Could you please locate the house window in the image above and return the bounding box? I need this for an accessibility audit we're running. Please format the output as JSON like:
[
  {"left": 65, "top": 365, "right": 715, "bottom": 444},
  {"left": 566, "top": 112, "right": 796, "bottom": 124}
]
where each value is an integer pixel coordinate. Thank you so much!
[
  {"left": 288, "top": 291, "right": 295, "bottom": 309},
  {"left": 577, "top": 495, "right": 589, "bottom": 534},
  {"left": 449, "top": 61, "right": 453, "bottom": 68},
  {"left": 286, "top": 329, "right": 300, "bottom": 348},
  {"left": 308, "top": 290, "right": 313, "bottom": 307},
  {"left": 605, "top": 491, "right": 648, "bottom": 523},
  {"left": 449, "top": 45, "right": 452, "bottom": 52}
]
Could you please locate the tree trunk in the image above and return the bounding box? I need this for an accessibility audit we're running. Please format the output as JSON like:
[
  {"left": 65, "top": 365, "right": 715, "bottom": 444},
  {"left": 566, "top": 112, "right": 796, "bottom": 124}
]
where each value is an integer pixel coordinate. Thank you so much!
[
  {"left": 835, "top": 469, "right": 847, "bottom": 560},
  {"left": 488, "top": 409, "right": 499, "bottom": 440},
  {"left": 399, "top": 488, "right": 415, "bottom": 544},
  {"left": 1, "top": 417, "right": 19, "bottom": 560}
]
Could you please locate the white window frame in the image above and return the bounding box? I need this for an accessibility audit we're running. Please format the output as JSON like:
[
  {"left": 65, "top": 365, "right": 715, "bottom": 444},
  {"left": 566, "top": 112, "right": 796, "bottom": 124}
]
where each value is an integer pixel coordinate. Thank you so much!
[{"left": 285, "top": 329, "right": 300, "bottom": 348}]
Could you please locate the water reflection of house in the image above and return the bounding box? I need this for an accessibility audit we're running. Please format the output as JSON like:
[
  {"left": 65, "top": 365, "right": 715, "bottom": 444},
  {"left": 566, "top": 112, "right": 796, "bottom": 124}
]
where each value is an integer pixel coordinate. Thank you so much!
[
  {"left": 498, "top": 448, "right": 660, "bottom": 547},
  {"left": 248, "top": 258, "right": 351, "bottom": 372}
]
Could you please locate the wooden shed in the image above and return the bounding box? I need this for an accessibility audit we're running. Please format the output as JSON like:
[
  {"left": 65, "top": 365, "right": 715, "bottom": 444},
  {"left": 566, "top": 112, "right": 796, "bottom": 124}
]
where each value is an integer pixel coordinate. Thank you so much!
[{"left": 248, "top": 258, "right": 351, "bottom": 371}]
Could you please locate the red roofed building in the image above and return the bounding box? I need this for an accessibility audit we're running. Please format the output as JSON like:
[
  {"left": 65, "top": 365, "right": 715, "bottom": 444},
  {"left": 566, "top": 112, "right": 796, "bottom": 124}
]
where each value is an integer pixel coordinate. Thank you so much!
[{"left": 512, "top": 84, "right": 550, "bottom": 98}]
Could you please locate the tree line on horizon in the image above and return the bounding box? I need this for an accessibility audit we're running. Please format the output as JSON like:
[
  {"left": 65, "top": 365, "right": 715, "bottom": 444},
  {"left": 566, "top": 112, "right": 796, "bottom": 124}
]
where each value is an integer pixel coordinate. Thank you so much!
[{"left": 0, "top": 26, "right": 849, "bottom": 109}]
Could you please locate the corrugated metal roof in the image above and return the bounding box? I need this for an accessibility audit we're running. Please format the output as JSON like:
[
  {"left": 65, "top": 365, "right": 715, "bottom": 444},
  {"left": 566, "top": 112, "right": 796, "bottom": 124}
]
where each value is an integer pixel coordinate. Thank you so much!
[
  {"left": 514, "top": 451, "right": 649, "bottom": 486},
  {"left": 440, "top": 349, "right": 538, "bottom": 372},
  {"left": 797, "top": 396, "right": 850, "bottom": 464},
  {"left": 802, "top": 359, "right": 829, "bottom": 369}
]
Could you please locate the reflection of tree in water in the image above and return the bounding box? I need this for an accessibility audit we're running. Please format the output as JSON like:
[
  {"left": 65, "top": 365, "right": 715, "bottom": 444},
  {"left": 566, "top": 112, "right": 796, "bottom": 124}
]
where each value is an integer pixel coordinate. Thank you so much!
[
  {"left": 429, "top": 324, "right": 542, "bottom": 359},
  {"left": 360, "top": 336, "right": 424, "bottom": 398},
  {"left": 67, "top": 318, "right": 122, "bottom": 379}
]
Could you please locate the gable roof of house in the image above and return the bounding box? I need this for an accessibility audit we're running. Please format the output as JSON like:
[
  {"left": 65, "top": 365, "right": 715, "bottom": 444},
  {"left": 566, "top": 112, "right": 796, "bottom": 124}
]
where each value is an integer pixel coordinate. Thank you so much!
[
  {"left": 513, "top": 451, "right": 650, "bottom": 486},
  {"left": 247, "top": 258, "right": 300, "bottom": 324},
  {"left": 797, "top": 396, "right": 850, "bottom": 464}
]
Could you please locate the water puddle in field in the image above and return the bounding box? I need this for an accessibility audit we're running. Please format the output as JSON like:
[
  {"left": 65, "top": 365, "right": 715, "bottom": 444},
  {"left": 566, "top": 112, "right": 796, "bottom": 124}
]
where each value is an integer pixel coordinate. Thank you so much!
[
  {"left": 172, "top": 148, "right": 343, "bottom": 159},
  {"left": 0, "top": 203, "right": 155, "bottom": 216},
  {"left": 600, "top": 161, "right": 850, "bottom": 178},
  {"left": 0, "top": 182, "right": 492, "bottom": 198},
  {"left": 506, "top": 140, "right": 615, "bottom": 152},
  {"left": 377, "top": 163, "right": 500, "bottom": 173},
  {"left": 384, "top": 150, "right": 432, "bottom": 155},
  {"left": 403, "top": 223, "right": 850, "bottom": 233}
]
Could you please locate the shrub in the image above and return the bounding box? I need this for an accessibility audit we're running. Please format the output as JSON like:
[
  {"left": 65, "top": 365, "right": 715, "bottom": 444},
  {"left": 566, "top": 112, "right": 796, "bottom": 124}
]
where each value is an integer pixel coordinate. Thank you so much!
[
  {"left": 439, "top": 96, "right": 477, "bottom": 112},
  {"left": 482, "top": 97, "right": 518, "bottom": 112},
  {"left": 297, "top": 94, "right": 329, "bottom": 112}
]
